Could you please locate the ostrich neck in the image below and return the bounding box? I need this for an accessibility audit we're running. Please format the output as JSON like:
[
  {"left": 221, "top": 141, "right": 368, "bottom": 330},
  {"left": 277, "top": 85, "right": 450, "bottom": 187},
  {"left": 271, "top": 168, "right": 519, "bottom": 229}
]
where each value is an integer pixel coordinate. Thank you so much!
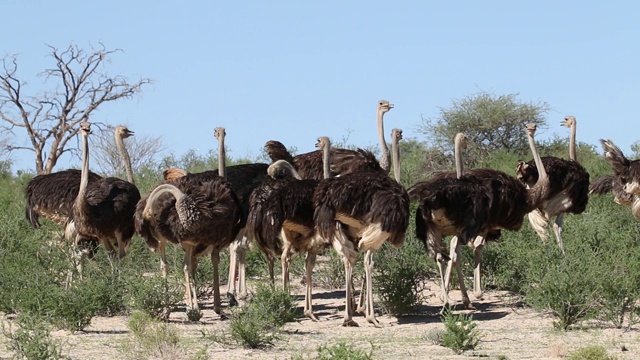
[
  {"left": 75, "top": 132, "right": 90, "bottom": 216},
  {"left": 392, "top": 136, "right": 401, "bottom": 183},
  {"left": 377, "top": 110, "right": 390, "bottom": 174},
  {"left": 322, "top": 141, "right": 331, "bottom": 179},
  {"left": 526, "top": 130, "right": 549, "bottom": 208},
  {"left": 144, "top": 184, "right": 187, "bottom": 223},
  {"left": 116, "top": 132, "right": 135, "bottom": 184},
  {"left": 454, "top": 138, "right": 464, "bottom": 178},
  {"left": 218, "top": 134, "right": 226, "bottom": 179},
  {"left": 569, "top": 124, "right": 577, "bottom": 161}
]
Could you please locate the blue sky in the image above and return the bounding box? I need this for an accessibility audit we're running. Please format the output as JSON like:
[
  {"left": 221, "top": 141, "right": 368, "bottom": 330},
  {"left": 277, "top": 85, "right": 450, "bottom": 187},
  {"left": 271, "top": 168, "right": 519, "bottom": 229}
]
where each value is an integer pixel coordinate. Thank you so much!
[{"left": 3, "top": 1, "right": 639, "bottom": 173}]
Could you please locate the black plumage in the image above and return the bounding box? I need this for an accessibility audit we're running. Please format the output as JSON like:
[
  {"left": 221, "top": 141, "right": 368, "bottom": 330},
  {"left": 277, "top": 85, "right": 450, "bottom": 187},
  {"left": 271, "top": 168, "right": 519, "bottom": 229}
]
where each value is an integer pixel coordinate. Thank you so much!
[
  {"left": 135, "top": 127, "right": 242, "bottom": 316},
  {"left": 597, "top": 139, "right": 640, "bottom": 219}
]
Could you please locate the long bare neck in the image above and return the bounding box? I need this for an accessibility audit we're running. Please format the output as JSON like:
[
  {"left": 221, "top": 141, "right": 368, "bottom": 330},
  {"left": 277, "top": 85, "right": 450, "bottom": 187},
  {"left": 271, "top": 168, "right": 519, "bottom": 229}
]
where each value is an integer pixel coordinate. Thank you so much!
[
  {"left": 143, "top": 184, "right": 191, "bottom": 227},
  {"left": 322, "top": 139, "right": 331, "bottom": 179},
  {"left": 217, "top": 132, "right": 226, "bottom": 179},
  {"left": 454, "top": 135, "right": 464, "bottom": 178},
  {"left": 377, "top": 109, "right": 390, "bottom": 174},
  {"left": 527, "top": 132, "right": 547, "bottom": 181},
  {"left": 526, "top": 125, "right": 549, "bottom": 209},
  {"left": 392, "top": 133, "right": 401, "bottom": 183},
  {"left": 75, "top": 131, "right": 90, "bottom": 215},
  {"left": 569, "top": 121, "right": 577, "bottom": 161},
  {"left": 115, "top": 131, "right": 135, "bottom": 184}
]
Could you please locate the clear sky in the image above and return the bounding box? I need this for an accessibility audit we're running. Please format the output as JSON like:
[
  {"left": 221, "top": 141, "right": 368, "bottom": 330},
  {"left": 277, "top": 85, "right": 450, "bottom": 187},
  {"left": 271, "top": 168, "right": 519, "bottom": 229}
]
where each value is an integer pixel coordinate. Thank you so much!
[{"left": 3, "top": 1, "right": 639, "bottom": 173}]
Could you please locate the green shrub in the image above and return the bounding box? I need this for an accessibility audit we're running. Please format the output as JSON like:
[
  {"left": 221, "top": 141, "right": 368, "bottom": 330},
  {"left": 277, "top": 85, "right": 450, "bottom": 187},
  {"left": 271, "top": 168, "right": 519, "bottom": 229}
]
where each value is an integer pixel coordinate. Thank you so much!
[
  {"left": 125, "top": 275, "right": 182, "bottom": 320},
  {"left": 373, "top": 237, "right": 432, "bottom": 316},
  {"left": 440, "top": 307, "right": 480, "bottom": 354},
  {"left": 1, "top": 314, "right": 69, "bottom": 360},
  {"left": 214, "top": 284, "right": 297, "bottom": 349},
  {"left": 566, "top": 345, "right": 617, "bottom": 360},
  {"left": 290, "top": 341, "right": 375, "bottom": 360},
  {"left": 120, "top": 311, "right": 183, "bottom": 360}
]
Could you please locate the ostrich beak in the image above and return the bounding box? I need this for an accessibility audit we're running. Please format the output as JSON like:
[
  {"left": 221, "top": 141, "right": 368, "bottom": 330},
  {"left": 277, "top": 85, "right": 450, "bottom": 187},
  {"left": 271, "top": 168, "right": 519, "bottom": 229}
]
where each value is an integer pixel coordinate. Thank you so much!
[{"left": 125, "top": 129, "right": 135, "bottom": 136}]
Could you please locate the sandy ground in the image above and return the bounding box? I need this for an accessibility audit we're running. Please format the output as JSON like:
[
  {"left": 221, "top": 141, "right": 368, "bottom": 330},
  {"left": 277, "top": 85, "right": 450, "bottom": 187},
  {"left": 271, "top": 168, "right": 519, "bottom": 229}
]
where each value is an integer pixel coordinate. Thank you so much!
[{"left": 1, "top": 280, "right": 639, "bottom": 360}]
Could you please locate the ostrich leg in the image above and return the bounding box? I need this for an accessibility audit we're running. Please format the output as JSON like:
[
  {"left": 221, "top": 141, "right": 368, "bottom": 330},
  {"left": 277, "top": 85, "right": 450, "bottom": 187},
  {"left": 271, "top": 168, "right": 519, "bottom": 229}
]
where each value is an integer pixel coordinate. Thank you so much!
[
  {"left": 303, "top": 252, "right": 319, "bottom": 321},
  {"left": 552, "top": 214, "right": 566, "bottom": 255}
]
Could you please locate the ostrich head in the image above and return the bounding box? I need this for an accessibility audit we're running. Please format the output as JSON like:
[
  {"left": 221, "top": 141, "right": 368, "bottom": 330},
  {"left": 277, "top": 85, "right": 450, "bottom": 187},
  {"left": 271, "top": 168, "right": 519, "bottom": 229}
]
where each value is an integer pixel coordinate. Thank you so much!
[
  {"left": 454, "top": 132, "right": 467, "bottom": 150},
  {"left": 163, "top": 168, "right": 188, "bottom": 181},
  {"left": 392, "top": 128, "right": 403, "bottom": 142},
  {"left": 315, "top": 136, "right": 330, "bottom": 150},
  {"left": 115, "top": 126, "right": 134, "bottom": 139},
  {"left": 377, "top": 100, "right": 394, "bottom": 113},
  {"left": 561, "top": 116, "right": 576, "bottom": 128},
  {"left": 80, "top": 122, "right": 91, "bottom": 135},
  {"left": 214, "top": 127, "right": 226, "bottom": 140}
]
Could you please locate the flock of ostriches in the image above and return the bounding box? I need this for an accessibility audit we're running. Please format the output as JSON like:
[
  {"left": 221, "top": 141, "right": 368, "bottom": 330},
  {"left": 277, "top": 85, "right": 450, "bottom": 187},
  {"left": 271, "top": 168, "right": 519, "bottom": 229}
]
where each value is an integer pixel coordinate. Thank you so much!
[{"left": 23, "top": 100, "right": 640, "bottom": 327}]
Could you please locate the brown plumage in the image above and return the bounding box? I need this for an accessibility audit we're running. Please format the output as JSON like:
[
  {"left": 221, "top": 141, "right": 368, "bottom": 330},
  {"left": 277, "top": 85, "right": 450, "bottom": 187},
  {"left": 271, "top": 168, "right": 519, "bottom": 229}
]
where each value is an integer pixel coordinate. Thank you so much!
[
  {"left": 589, "top": 174, "right": 634, "bottom": 206},
  {"left": 135, "top": 127, "right": 241, "bottom": 316},
  {"left": 596, "top": 139, "right": 640, "bottom": 219},
  {"left": 162, "top": 153, "right": 270, "bottom": 304},
  {"left": 247, "top": 137, "right": 333, "bottom": 321},
  {"left": 71, "top": 123, "right": 141, "bottom": 263},
  {"left": 412, "top": 125, "right": 549, "bottom": 309},
  {"left": 313, "top": 130, "right": 409, "bottom": 327},
  {"left": 515, "top": 116, "right": 590, "bottom": 255},
  {"left": 264, "top": 100, "right": 394, "bottom": 180}
]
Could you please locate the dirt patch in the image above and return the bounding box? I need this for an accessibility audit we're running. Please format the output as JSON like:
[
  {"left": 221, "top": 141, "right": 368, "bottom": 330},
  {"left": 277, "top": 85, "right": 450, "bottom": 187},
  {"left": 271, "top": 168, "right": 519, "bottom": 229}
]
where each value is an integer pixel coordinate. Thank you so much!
[{"left": 1, "top": 281, "right": 638, "bottom": 359}]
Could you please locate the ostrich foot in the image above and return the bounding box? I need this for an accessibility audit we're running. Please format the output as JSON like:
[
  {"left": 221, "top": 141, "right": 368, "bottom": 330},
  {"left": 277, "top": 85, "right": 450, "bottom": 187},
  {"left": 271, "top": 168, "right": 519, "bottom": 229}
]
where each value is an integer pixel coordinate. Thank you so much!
[
  {"left": 342, "top": 319, "right": 359, "bottom": 327},
  {"left": 473, "top": 291, "right": 484, "bottom": 300},
  {"left": 367, "top": 317, "right": 382, "bottom": 328},
  {"left": 217, "top": 312, "right": 229, "bottom": 321},
  {"left": 304, "top": 310, "right": 319, "bottom": 322},
  {"left": 463, "top": 301, "right": 477, "bottom": 311},
  {"left": 227, "top": 292, "right": 238, "bottom": 307}
]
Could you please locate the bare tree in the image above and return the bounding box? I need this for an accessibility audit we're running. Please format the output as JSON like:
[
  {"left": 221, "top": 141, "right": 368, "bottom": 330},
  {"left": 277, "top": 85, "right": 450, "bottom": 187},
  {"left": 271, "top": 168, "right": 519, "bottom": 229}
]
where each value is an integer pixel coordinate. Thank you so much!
[
  {"left": 92, "top": 125, "right": 166, "bottom": 177},
  {"left": 0, "top": 43, "right": 152, "bottom": 174}
]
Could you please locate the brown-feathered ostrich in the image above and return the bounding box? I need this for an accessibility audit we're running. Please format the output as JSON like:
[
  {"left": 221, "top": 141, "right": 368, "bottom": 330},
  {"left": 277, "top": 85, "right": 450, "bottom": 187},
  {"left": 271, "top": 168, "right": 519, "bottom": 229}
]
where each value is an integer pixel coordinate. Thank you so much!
[
  {"left": 515, "top": 116, "right": 590, "bottom": 255},
  {"left": 136, "top": 127, "right": 242, "bottom": 316},
  {"left": 162, "top": 144, "right": 270, "bottom": 304},
  {"left": 595, "top": 139, "right": 640, "bottom": 220},
  {"left": 314, "top": 129, "right": 409, "bottom": 327},
  {"left": 265, "top": 100, "right": 394, "bottom": 179},
  {"left": 413, "top": 124, "right": 550, "bottom": 309},
  {"left": 71, "top": 122, "right": 141, "bottom": 264},
  {"left": 24, "top": 126, "right": 134, "bottom": 235},
  {"left": 247, "top": 136, "right": 333, "bottom": 321}
]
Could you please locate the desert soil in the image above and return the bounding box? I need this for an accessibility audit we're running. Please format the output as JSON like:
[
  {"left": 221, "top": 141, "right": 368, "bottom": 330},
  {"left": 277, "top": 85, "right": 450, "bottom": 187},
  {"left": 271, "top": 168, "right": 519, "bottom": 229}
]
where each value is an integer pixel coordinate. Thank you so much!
[{"left": 1, "top": 280, "right": 639, "bottom": 360}]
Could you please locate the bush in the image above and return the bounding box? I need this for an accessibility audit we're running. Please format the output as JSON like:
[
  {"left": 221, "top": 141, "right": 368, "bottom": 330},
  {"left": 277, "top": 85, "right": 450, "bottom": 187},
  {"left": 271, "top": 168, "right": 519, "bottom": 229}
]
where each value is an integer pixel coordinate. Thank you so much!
[
  {"left": 217, "top": 284, "right": 297, "bottom": 349},
  {"left": 125, "top": 275, "right": 182, "bottom": 320},
  {"left": 373, "top": 237, "right": 432, "bottom": 316},
  {"left": 1, "top": 314, "right": 69, "bottom": 360},
  {"left": 120, "top": 311, "right": 183, "bottom": 360},
  {"left": 566, "top": 345, "right": 617, "bottom": 360},
  {"left": 290, "top": 341, "right": 374, "bottom": 360},
  {"left": 440, "top": 307, "right": 480, "bottom": 354}
]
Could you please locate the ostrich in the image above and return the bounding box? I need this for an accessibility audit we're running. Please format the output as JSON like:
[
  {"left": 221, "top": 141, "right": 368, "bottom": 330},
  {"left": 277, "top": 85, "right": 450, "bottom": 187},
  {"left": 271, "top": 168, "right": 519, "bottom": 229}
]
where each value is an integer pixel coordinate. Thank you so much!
[
  {"left": 314, "top": 130, "right": 409, "bottom": 327},
  {"left": 515, "top": 116, "right": 590, "bottom": 255},
  {"left": 71, "top": 122, "right": 141, "bottom": 263},
  {"left": 595, "top": 139, "right": 640, "bottom": 220},
  {"left": 162, "top": 149, "right": 270, "bottom": 304},
  {"left": 24, "top": 125, "right": 135, "bottom": 234},
  {"left": 413, "top": 124, "right": 550, "bottom": 309},
  {"left": 264, "top": 99, "right": 394, "bottom": 179},
  {"left": 247, "top": 136, "right": 333, "bottom": 321},
  {"left": 136, "top": 127, "right": 242, "bottom": 316},
  {"left": 589, "top": 174, "right": 634, "bottom": 206}
]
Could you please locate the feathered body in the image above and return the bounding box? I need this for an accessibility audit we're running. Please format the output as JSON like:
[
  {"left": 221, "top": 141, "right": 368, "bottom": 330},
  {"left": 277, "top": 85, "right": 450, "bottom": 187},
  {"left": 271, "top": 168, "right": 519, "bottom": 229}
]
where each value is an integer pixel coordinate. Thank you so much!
[
  {"left": 265, "top": 141, "right": 381, "bottom": 180},
  {"left": 314, "top": 165, "right": 410, "bottom": 326},
  {"left": 589, "top": 174, "right": 634, "bottom": 206},
  {"left": 595, "top": 139, "right": 640, "bottom": 220},
  {"left": 72, "top": 123, "right": 141, "bottom": 260},
  {"left": 136, "top": 127, "right": 242, "bottom": 316},
  {"left": 516, "top": 156, "right": 589, "bottom": 216},
  {"left": 24, "top": 169, "right": 102, "bottom": 229}
]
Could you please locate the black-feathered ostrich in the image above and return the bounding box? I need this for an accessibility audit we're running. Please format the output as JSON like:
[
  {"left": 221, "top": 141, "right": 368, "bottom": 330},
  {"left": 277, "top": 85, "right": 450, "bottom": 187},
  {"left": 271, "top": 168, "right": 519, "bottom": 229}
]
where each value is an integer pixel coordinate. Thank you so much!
[
  {"left": 264, "top": 100, "right": 394, "bottom": 179},
  {"left": 162, "top": 148, "right": 269, "bottom": 304},
  {"left": 413, "top": 124, "right": 550, "bottom": 309},
  {"left": 136, "top": 127, "right": 242, "bottom": 316},
  {"left": 314, "top": 128, "right": 409, "bottom": 327},
  {"left": 595, "top": 139, "right": 640, "bottom": 220},
  {"left": 247, "top": 136, "right": 333, "bottom": 321},
  {"left": 71, "top": 122, "right": 141, "bottom": 264},
  {"left": 25, "top": 125, "right": 135, "bottom": 238},
  {"left": 515, "top": 116, "right": 590, "bottom": 255}
]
